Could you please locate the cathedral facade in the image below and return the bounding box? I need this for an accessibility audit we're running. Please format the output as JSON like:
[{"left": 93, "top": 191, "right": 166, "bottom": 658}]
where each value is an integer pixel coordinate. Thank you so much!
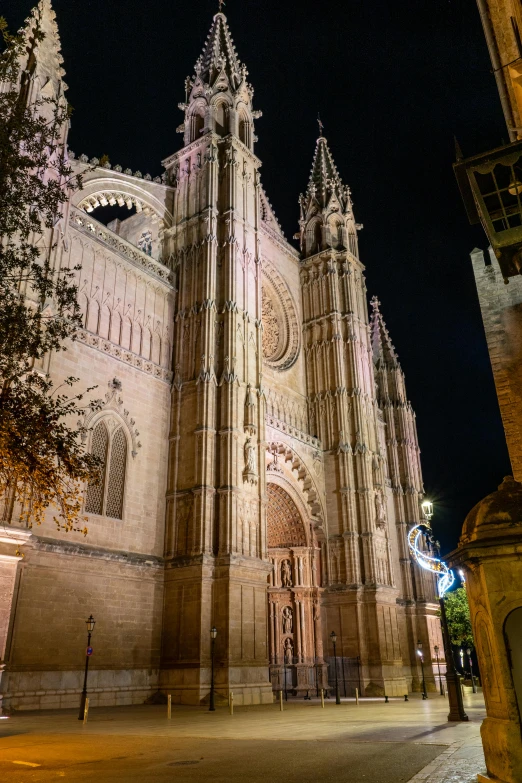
[{"left": 0, "top": 1, "right": 442, "bottom": 710}]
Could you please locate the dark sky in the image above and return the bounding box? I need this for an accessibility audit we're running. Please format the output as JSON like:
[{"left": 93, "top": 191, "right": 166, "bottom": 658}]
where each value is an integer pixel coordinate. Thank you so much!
[{"left": 4, "top": 0, "right": 512, "bottom": 552}]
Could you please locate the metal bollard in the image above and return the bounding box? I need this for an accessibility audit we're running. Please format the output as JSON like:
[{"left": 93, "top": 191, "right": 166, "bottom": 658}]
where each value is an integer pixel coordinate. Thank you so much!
[
  {"left": 320, "top": 688, "right": 325, "bottom": 709},
  {"left": 168, "top": 694, "right": 172, "bottom": 720},
  {"left": 229, "top": 691, "right": 234, "bottom": 715},
  {"left": 355, "top": 687, "right": 359, "bottom": 705},
  {"left": 385, "top": 695, "right": 389, "bottom": 703},
  {"left": 279, "top": 690, "right": 284, "bottom": 712},
  {"left": 404, "top": 694, "right": 409, "bottom": 702},
  {"left": 83, "top": 697, "right": 89, "bottom": 724}
]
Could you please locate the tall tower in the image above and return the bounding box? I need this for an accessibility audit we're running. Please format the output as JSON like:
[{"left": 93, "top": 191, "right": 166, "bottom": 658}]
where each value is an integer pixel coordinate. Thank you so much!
[
  {"left": 161, "top": 11, "right": 272, "bottom": 705},
  {"left": 299, "top": 132, "right": 435, "bottom": 695},
  {"left": 370, "top": 298, "right": 441, "bottom": 691}
]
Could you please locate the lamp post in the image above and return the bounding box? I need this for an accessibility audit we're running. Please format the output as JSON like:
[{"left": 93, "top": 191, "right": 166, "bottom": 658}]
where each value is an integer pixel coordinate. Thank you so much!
[
  {"left": 434, "top": 645, "right": 445, "bottom": 696},
  {"left": 78, "top": 614, "right": 95, "bottom": 721},
  {"left": 330, "top": 631, "right": 340, "bottom": 705},
  {"left": 283, "top": 643, "right": 288, "bottom": 701},
  {"left": 439, "top": 595, "right": 469, "bottom": 721},
  {"left": 466, "top": 648, "right": 477, "bottom": 693},
  {"left": 409, "top": 501, "right": 468, "bottom": 722},
  {"left": 209, "top": 626, "right": 217, "bottom": 712},
  {"left": 417, "top": 641, "right": 428, "bottom": 700}
]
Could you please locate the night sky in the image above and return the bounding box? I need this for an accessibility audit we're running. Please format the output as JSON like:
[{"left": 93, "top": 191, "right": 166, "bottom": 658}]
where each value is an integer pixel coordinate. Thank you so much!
[{"left": 3, "top": 0, "right": 513, "bottom": 552}]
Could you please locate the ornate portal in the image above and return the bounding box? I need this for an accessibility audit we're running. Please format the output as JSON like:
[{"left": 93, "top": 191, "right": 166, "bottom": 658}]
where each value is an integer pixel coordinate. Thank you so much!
[{"left": 267, "top": 482, "right": 327, "bottom": 696}]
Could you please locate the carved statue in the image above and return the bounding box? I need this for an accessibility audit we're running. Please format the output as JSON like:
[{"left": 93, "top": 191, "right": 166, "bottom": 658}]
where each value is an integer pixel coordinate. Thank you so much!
[
  {"left": 281, "top": 559, "right": 292, "bottom": 587},
  {"left": 375, "top": 491, "right": 386, "bottom": 527},
  {"left": 282, "top": 606, "right": 293, "bottom": 634},
  {"left": 244, "top": 437, "right": 257, "bottom": 474},
  {"left": 284, "top": 637, "right": 293, "bottom": 663}
]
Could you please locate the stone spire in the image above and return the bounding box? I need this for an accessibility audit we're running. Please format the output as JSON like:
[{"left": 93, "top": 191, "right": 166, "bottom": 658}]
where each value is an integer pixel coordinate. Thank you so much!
[
  {"left": 178, "top": 11, "right": 261, "bottom": 149},
  {"left": 194, "top": 11, "right": 244, "bottom": 91},
  {"left": 19, "top": 0, "right": 67, "bottom": 100},
  {"left": 306, "top": 135, "right": 347, "bottom": 210},
  {"left": 370, "top": 296, "right": 399, "bottom": 369},
  {"left": 298, "top": 132, "right": 360, "bottom": 259}
]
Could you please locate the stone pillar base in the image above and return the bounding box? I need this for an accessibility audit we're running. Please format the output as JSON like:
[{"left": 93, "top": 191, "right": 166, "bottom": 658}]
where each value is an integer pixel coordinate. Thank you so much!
[{"left": 159, "top": 665, "right": 273, "bottom": 706}]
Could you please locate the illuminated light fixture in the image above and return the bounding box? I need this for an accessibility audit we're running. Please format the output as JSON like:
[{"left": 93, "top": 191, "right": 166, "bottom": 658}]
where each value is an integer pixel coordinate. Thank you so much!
[
  {"left": 421, "top": 500, "right": 434, "bottom": 522},
  {"left": 459, "top": 569, "right": 466, "bottom": 585},
  {"left": 408, "top": 524, "right": 455, "bottom": 598}
]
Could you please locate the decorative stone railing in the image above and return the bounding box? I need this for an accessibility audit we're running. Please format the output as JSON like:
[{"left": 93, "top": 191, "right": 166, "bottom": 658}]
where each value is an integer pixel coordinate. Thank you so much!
[
  {"left": 70, "top": 209, "right": 173, "bottom": 286},
  {"left": 265, "top": 414, "right": 321, "bottom": 449}
]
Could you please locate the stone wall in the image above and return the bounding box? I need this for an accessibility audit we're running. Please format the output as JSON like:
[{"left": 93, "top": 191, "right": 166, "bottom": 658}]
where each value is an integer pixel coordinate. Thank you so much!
[{"left": 472, "top": 248, "right": 522, "bottom": 481}]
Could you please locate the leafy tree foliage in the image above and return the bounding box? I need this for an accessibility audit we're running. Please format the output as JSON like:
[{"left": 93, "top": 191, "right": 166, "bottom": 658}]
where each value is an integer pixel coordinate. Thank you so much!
[
  {"left": 0, "top": 16, "right": 99, "bottom": 533},
  {"left": 443, "top": 587, "right": 474, "bottom": 649}
]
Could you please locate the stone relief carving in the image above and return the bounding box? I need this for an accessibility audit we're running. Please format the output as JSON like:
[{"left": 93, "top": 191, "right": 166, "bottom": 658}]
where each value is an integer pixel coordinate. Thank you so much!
[
  {"left": 244, "top": 383, "right": 257, "bottom": 435},
  {"left": 243, "top": 437, "right": 258, "bottom": 485},
  {"left": 282, "top": 606, "right": 293, "bottom": 634},
  {"left": 261, "top": 287, "right": 280, "bottom": 359},
  {"left": 281, "top": 559, "right": 293, "bottom": 587},
  {"left": 261, "top": 260, "right": 300, "bottom": 371},
  {"left": 375, "top": 491, "right": 386, "bottom": 529}
]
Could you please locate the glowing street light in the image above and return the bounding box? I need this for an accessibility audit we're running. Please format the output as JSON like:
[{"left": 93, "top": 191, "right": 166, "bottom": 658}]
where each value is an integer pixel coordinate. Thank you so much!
[{"left": 421, "top": 499, "right": 434, "bottom": 522}]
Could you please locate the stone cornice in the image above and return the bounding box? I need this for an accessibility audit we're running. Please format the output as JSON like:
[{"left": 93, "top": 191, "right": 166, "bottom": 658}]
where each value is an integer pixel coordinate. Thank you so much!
[
  {"left": 33, "top": 536, "right": 164, "bottom": 569},
  {"left": 76, "top": 329, "right": 173, "bottom": 385}
]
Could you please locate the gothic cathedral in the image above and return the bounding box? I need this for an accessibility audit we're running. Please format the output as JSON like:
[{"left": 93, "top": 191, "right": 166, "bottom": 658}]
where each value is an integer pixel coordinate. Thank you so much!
[{"left": 0, "top": 2, "right": 442, "bottom": 710}]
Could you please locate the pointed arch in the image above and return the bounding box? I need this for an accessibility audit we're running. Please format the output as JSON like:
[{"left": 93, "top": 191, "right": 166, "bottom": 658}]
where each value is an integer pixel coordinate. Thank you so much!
[
  {"left": 238, "top": 105, "right": 251, "bottom": 148},
  {"left": 121, "top": 317, "right": 132, "bottom": 351},
  {"left": 85, "top": 421, "right": 109, "bottom": 515},
  {"left": 306, "top": 217, "right": 322, "bottom": 256},
  {"left": 214, "top": 100, "right": 229, "bottom": 137},
  {"left": 105, "top": 428, "right": 127, "bottom": 520}
]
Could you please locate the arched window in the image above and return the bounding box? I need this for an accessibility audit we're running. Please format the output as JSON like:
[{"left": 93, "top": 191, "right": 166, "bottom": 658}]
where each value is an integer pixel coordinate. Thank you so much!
[
  {"left": 190, "top": 109, "right": 205, "bottom": 142},
  {"left": 85, "top": 421, "right": 128, "bottom": 519},
  {"left": 239, "top": 112, "right": 251, "bottom": 147},
  {"left": 329, "top": 219, "right": 344, "bottom": 250},
  {"left": 306, "top": 219, "right": 322, "bottom": 256},
  {"left": 214, "top": 102, "right": 228, "bottom": 136}
]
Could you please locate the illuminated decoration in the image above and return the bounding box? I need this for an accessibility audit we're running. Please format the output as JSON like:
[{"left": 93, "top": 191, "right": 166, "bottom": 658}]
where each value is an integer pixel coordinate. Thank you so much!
[{"left": 408, "top": 523, "right": 455, "bottom": 598}]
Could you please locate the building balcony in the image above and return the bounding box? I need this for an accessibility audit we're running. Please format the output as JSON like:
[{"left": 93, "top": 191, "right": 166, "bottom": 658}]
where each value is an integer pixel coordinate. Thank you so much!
[{"left": 454, "top": 139, "right": 522, "bottom": 281}]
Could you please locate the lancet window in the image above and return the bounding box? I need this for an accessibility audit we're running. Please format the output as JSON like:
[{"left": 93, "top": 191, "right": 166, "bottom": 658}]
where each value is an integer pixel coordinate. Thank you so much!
[{"left": 85, "top": 420, "right": 128, "bottom": 519}]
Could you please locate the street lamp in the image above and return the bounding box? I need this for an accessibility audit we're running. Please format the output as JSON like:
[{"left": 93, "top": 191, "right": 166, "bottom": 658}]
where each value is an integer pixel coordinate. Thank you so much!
[
  {"left": 417, "top": 641, "right": 428, "bottom": 700},
  {"left": 209, "top": 626, "right": 217, "bottom": 712},
  {"left": 434, "top": 645, "right": 445, "bottom": 696},
  {"left": 466, "top": 648, "right": 477, "bottom": 694},
  {"left": 330, "top": 631, "right": 340, "bottom": 705},
  {"left": 421, "top": 500, "right": 434, "bottom": 522},
  {"left": 78, "top": 614, "right": 95, "bottom": 721},
  {"left": 407, "top": 511, "right": 468, "bottom": 722},
  {"left": 283, "top": 641, "right": 288, "bottom": 701}
]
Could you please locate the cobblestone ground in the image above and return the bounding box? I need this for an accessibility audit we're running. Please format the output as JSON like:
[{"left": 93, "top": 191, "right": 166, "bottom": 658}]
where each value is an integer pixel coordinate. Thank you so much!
[{"left": 409, "top": 740, "right": 486, "bottom": 782}]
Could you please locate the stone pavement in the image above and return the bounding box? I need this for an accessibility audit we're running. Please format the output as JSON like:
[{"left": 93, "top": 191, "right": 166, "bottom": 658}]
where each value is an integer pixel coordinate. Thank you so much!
[{"left": 0, "top": 690, "right": 487, "bottom": 782}]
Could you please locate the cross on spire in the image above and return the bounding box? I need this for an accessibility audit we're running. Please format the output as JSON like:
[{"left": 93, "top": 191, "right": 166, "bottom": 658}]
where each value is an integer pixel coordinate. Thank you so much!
[
  {"left": 317, "top": 113, "right": 324, "bottom": 137},
  {"left": 218, "top": 0, "right": 226, "bottom": 12}
]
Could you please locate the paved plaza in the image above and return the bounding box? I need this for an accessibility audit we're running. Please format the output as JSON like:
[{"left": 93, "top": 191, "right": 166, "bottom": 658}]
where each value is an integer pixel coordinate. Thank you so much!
[{"left": 0, "top": 691, "right": 486, "bottom": 782}]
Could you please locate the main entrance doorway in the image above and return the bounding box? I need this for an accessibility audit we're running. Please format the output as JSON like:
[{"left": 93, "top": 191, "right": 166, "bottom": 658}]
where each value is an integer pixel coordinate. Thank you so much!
[{"left": 266, "top": 482, "right": 328, "bottom": 697}]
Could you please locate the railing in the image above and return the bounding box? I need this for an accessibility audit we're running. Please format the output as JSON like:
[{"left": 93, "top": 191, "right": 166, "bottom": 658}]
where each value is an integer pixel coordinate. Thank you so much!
[{"left": 70, "top": 208, "right": 173, "bottom": 286}]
